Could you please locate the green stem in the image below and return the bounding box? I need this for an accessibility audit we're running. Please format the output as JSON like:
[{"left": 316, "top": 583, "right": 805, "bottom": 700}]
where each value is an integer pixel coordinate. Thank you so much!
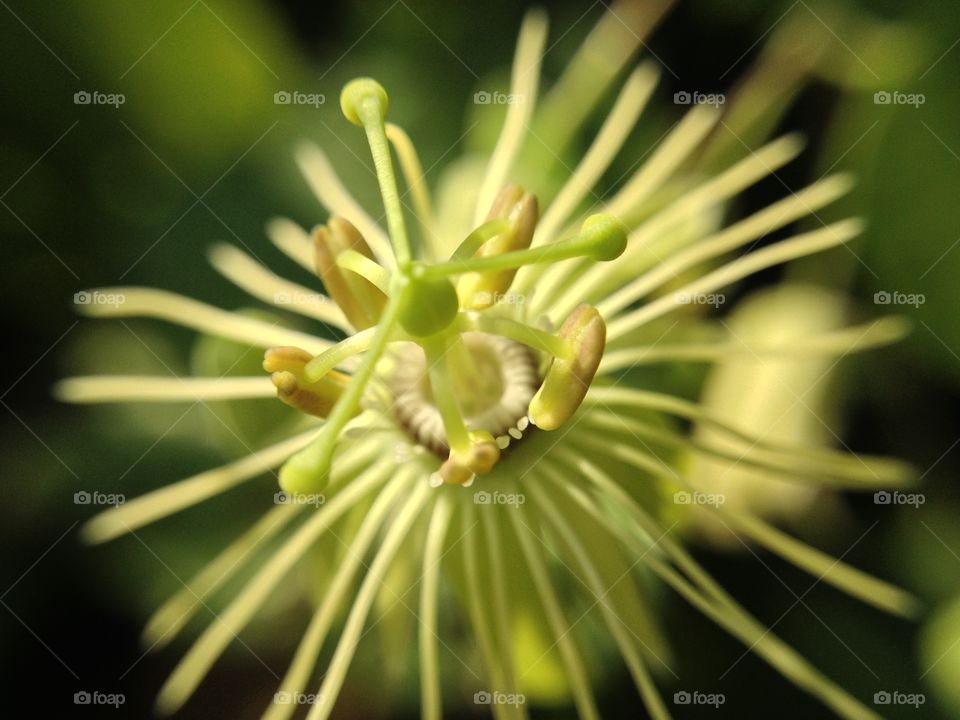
[
  {"left": 336, "top": 249, "right": 390, "bottom": 293},
  {"left": 422, "top": 333, "right": 470, "bottom": 454},
  {"left": 449, "top": 219, "right": 508, "bottom": 262},
  {"left": 458, "top": 312, "right": 572, "bottom": 359},
  {"left": 357, "top": 98, "right": 414, "bottom": 264},
  {"left": 418, "top": 232, "right": 604, "bottom": 279},
  {"left": 303, "top": 327, "right": 378, "bottom": 383},
  {"left": 280, "top": 290, "right": 403, "bottom": 492}
]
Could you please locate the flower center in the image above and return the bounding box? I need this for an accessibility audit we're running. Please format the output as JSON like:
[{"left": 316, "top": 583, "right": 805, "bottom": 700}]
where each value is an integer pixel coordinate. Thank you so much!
[
  {"left": 267, "top": 77, "right": 627, "bottom": 494},
  {"left": 389, "top": 333, "right": 540, "bottom": 456}
]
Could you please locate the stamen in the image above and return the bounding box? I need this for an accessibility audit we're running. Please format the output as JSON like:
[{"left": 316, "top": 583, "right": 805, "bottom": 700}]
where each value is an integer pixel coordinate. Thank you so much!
[
  {"left": 457, "top": 184, "right": 538, "bottom": 310},
  {"left": 301, "top": 328, "right": 378, "bottom": 384},
  {"left": 340, "top": 78, "right": 414, "bottom": 264},
  {"left": 314, "top": 218, "right": 387, "bottom": 330},
  {"left": 528, "top": 304, "right": 606, "bottom": 431},
  {"left": 279, "top": 291, "right": 404, "bottom": 494},
  {"left": 264, "top": 347, "right": 350, "bottom": 418},
  {"left": 439, "top": 430, "right": 501, "bottom": 486},
  {"left": 336, "top": 249, "right": 390, "bottom": 294}
]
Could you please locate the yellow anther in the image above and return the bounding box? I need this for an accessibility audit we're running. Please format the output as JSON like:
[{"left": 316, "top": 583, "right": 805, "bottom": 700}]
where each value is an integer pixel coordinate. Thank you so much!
[
  {"left": 457, "top": 184, "right": 538, "bottom": 309},
  {"left": 528, "top": 304, "right": 606, "bottom": 430},
  {"left": 314, "top": 218, "right": 387, "bottom": 330},
  {"left": 263, "top": 346, "right": 349, "bottom": 419},
  {"left": 438, "top": 430, "right": 501, "bottom": 485}
]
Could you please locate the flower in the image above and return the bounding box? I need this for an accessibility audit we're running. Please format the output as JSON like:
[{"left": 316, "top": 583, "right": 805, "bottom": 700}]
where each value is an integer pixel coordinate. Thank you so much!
[{"left": 58, "top": 6, "right": 917, "bottom": 719}]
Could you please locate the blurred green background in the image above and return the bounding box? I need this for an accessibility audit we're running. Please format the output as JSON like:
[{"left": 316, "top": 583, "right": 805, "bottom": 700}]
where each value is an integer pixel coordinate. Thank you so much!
[{"left": 2, "top": 0, "right": 959, "bottom": 717}]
